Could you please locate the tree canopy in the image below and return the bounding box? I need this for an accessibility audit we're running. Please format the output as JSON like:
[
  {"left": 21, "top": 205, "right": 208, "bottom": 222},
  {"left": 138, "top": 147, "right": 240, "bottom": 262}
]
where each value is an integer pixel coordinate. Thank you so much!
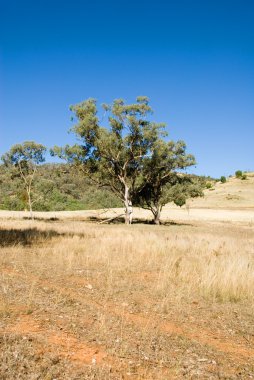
[
  {"left": 50, "top": 96, "right": 202, "bottom": 224},
  {"left": 1, "top": 141, "right": 47, "bottom": 217},
  {"left": 134, "top": 139, "right": 202, "bottom": 223},
  {"left": 51, "top": 97, "right": 166, "bottom": 224}
]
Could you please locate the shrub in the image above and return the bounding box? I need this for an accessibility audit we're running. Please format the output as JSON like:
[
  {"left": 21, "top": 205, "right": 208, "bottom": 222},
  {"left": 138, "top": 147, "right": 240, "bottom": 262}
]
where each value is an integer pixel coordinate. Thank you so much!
[
  {"left": 206, "top": 182, "right": 212, "bottom": 189},
  {"left": 241, "top": 174, "right": 247, "bottom": 180},
  {"left": 235, "top": 170, "right": 243, "bottom": 179},
  {"left": 220, "top": 176, "right": 226, "bottom": 183}
]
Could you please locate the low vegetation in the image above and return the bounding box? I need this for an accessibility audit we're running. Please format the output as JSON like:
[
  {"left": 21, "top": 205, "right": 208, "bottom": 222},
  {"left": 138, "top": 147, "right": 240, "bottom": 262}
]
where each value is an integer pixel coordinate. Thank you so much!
[
  {"left": 0, "top": 218, "right": 253, "bottom": 379},
  {"left": 235, "top": 170, "right": 248, "bottom": 180}
]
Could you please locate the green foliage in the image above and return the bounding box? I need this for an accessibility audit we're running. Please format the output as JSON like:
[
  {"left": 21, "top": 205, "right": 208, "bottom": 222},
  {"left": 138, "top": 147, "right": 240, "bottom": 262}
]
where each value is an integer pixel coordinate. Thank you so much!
[
  {"left": 1, "top": 142, "right": 47, "bottom": 216},
  {"left": 235, "top": 170, "right": 243, "bottom": 178},
  {"left": 206, "top": 182, "right": 212, "bottom": 189},
  {"left": 220, "top": 176, "right": 226, "bottom": 183},
  {"left": 1, "top": 141, "right": 47, "bottom": 184},
  {"left": 0, "top": 163, "right": 121, "bottom": 211},
  {"left": 51, "top": 97, "right": 200, "bottom": 224},
  {"left": 133, "top": 136, "right": 201, "bottom": 222},
  {"left": 166, "top": 178, "right": 204, "bottom": 207},
  {"left": 1, "top": 100, "right": 202, "bottom": 224},
  {"left": 235, "top": 170, "right": 248, "bottom": 180},
  {"left": 51, "top": 97, "right": 166, "bottom": 224},
  {"left": 135, "top": 173, "right": 203, "bottom": 213}
]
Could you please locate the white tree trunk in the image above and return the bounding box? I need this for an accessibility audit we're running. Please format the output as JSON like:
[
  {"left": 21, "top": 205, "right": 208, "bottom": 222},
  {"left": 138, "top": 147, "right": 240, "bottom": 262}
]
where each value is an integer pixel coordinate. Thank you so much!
[
  {"left": 124, "top": 185, "right": 133, "bottom": 225},
  {"left": 27, "top": 187, "right": 33, "bottom": 219}
]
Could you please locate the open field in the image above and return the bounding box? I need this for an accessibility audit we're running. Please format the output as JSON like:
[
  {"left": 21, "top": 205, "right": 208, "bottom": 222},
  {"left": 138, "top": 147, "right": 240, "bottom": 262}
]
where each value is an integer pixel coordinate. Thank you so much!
[
  {"left": 0, "top": 216, "right": 254, "bottom": 379},
  {"left": 1, "top": 206, "right": 253, "bottom": 224},
  {"left": 0, "top": 176, "right": 254, "bottom": 379}
]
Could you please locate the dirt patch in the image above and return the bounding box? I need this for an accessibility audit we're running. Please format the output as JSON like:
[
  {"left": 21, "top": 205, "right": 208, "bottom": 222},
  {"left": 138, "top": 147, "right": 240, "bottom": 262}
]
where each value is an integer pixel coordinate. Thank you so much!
[{"left": 2, "top": 314, "right": 109, "bottom": 365}]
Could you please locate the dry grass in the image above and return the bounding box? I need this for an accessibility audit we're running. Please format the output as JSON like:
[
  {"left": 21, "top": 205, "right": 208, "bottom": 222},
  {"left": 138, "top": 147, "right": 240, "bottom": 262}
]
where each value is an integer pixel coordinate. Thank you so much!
[
  {"left": 1, "top": 219, "right": 253, "bottom": 303},
  {"left": 1, "top": 218, "right": 254, "bottom": 379},
  {"left": 189, "top": 172, "right": 254, "bottom": 210}
]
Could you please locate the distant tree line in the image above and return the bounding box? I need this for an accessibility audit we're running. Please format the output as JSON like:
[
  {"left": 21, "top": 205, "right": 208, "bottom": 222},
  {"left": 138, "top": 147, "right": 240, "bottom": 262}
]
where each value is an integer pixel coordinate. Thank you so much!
[{"left": 1, "top": 96, "right": 206, "bottom": 224}]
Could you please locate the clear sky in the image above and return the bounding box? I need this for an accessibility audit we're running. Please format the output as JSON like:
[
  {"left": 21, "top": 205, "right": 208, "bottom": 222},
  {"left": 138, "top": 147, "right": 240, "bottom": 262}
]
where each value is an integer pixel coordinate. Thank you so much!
[{"left": 0, "top": 0, "right": 253, "bottom": 177}]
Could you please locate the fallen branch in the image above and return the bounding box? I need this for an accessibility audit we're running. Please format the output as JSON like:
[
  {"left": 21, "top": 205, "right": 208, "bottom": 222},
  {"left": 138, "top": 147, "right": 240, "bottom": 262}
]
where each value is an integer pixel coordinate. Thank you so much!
[
  {"left": 97, "top": 208, "right": 120, "bottom": 217},
  {"left": 98, "top": 213, "right": 125, "bottom": 224}
]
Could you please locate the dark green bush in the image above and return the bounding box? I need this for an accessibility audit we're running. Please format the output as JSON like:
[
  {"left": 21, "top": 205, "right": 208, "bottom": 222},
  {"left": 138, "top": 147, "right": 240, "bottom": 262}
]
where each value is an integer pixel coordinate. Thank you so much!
[
  {"left": 235, "top": 170, "right": 243, "bottom": 178},
  {"left": 220, "top": 176, "right": 226, "bottom": 183}
]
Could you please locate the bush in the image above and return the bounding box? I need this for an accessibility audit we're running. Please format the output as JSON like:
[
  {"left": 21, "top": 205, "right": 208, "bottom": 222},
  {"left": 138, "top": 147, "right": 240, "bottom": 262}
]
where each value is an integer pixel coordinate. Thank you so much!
[
  {"left": 241, "top": 174, "right": 247, "bottom": 180},
  {"left": 206, "top": 182, "right": 212, "bottom": 189},
  {"left": 220, "top": 176, "right": 226, "bottom": 183},
  {"left": 235, "top": 170, "right": 243, "bottom": 179}
]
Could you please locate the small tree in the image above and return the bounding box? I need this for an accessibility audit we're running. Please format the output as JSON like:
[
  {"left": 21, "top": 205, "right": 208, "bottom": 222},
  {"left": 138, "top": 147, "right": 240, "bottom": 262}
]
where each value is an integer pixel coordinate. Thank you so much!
[
  {"left": 1, "top": 141, "right": 46, "bottom": 218},
  {"left": 134, "top": 139, "right": 201, "bottom": 224},
  {"left": 220, "top": 176, "right": 226, "bottom": 183},
  {"left": 51, "top": 97, "right": 164, "bottom": 224}
]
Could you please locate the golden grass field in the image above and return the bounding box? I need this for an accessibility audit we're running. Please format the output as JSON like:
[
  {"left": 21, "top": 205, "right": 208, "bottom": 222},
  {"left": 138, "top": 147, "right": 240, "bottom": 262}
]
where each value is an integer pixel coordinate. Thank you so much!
[{"left": 0, "top": 175, "right": 254, "bottom": 379}]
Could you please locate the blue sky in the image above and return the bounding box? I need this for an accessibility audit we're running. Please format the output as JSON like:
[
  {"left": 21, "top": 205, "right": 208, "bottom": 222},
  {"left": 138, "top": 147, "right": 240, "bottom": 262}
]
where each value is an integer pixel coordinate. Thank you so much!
[{"left": 0, "top": 0, "right": 253, "bottom": 177}]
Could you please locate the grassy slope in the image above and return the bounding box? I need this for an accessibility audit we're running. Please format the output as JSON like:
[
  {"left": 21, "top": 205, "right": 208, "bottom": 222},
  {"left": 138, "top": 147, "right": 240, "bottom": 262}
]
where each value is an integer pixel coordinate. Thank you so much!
[{"left": 189, "top": 173, "right": 254, "bottom": 209}]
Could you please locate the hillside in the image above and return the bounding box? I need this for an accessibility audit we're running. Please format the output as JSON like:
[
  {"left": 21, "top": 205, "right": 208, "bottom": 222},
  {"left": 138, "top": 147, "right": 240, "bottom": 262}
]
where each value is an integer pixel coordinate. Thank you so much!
[
  {"left": 0, "top": 163, "right": 121, "bottom": 211},
  {"left": 0, "top": 163, "right": 208, "bottom": 213},
  {"left": 188, "top": 172, "right": 254, "bottom": 209}
]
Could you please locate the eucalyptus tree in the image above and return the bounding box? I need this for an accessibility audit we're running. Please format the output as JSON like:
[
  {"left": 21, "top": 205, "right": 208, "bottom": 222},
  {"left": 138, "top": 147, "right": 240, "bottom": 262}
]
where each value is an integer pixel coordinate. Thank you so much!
[
  {"left": 1, "top": 141, "right": 47, "bottom": 218},
  {"left": 51, "top": 97, "right": 164, "bottom": 224},
  {"left": 134, "top": 139, "right": 202, "bottom": 224}
]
